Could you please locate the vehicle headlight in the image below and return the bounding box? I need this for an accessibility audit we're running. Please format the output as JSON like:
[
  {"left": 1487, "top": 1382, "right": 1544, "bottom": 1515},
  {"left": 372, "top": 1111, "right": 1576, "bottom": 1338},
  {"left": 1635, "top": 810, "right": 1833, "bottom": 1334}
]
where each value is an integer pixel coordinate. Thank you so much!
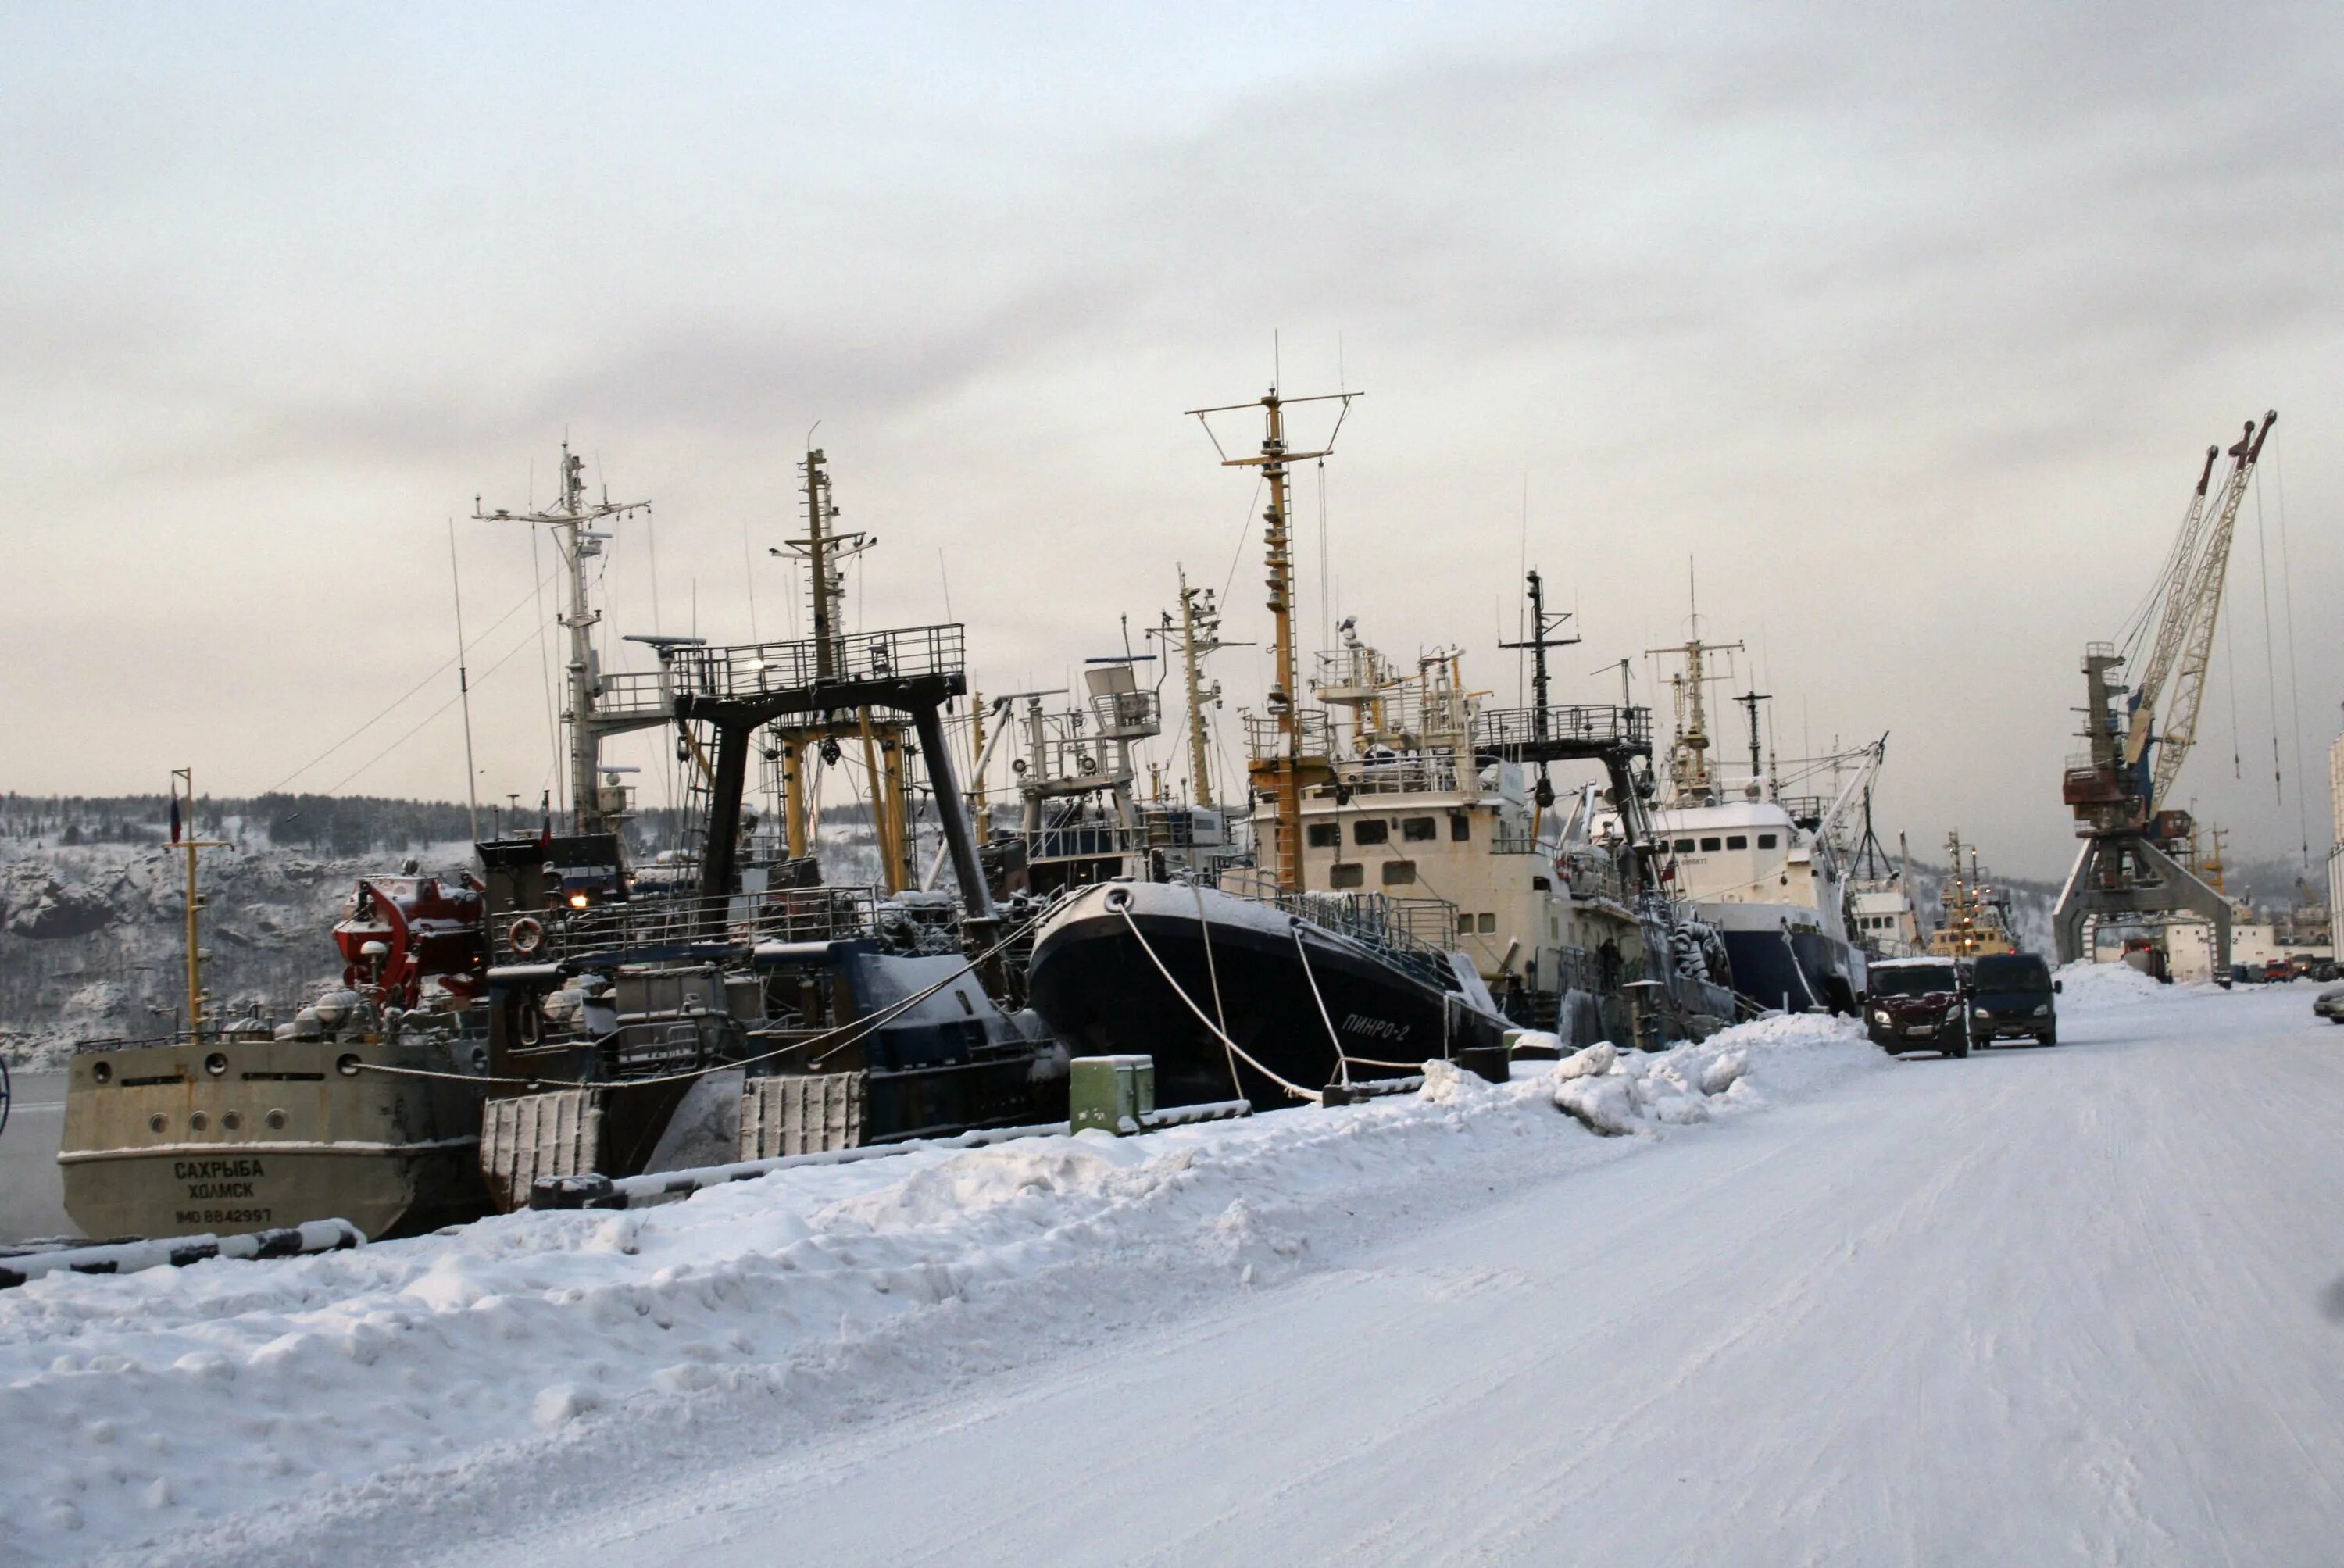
[
  {"left": 2032, "top": 1003, "right": 2050, "bottom": 1016},
  {"left": 1946, "top": 1005, "right": 1965, "bottom": 1023},
  {"left": 1872, "top": 1010, "right": 1889, "bottom": 1026}
]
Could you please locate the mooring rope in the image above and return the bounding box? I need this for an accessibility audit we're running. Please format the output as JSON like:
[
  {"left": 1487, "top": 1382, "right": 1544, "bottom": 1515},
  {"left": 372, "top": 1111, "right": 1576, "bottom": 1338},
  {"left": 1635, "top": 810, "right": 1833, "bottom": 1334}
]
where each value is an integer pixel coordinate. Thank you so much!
[
  {"left": 1290, "top": 922, "right": 1352, "bottom": 1089},
  {"left": 1192, "top": 879, "right": 1242, "bottom": 1101},
  {"left": 1111, "top": 893, "right": 1321, "bottom": 1105}
]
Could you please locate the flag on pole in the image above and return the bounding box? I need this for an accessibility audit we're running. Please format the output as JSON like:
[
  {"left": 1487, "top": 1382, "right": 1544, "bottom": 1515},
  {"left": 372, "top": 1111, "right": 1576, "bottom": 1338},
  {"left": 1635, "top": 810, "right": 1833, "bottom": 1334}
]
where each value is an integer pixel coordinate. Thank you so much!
[
  {"left": 169, "top": 780, "right": 182, "bottom": 845},
  {"left": 539, "top": 790, "right": 552, "bottom": 853}
]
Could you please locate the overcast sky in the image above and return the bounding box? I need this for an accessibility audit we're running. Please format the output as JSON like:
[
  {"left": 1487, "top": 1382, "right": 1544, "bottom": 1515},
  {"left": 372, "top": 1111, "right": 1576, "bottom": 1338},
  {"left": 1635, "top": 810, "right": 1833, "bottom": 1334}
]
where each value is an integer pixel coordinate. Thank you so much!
[{"left": 3, "top": 0, "right": 2339, "bottom": 880}]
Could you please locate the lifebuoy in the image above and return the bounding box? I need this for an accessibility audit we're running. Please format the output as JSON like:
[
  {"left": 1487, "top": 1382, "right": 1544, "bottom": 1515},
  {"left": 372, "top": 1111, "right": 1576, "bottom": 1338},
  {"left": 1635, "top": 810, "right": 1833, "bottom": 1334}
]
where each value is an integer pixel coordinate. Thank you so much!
[{"left": 508, "top": 916, "right": 545, "bottom": 955}]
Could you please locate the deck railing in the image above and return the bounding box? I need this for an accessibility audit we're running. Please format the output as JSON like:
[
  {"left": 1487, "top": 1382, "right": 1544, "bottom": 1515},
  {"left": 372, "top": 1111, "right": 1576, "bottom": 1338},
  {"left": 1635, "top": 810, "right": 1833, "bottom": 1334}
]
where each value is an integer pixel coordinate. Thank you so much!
[{"left": 595, "top": 624, "right": 967, "bottom": 720}]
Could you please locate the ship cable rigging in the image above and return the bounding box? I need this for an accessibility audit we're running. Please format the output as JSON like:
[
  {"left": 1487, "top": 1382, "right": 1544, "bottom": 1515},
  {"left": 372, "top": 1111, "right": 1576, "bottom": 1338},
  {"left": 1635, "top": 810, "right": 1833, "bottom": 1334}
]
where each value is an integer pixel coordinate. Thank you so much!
[{"left": 264, "top": 558, "right": 565, "bottom": 798}]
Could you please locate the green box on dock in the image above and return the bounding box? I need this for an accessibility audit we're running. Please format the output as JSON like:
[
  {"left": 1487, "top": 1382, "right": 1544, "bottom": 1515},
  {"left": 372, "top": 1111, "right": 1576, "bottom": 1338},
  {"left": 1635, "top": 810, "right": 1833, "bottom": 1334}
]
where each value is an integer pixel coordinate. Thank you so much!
[{"left": 1070, "top": 1055, "right": 1156, "bottom": 1135}]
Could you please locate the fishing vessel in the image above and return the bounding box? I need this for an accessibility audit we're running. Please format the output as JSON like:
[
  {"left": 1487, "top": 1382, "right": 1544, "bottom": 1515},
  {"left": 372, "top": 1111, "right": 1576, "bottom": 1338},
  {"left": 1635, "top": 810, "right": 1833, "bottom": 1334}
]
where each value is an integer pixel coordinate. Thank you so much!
[
  {"left": 1846, "top": 820, "right": 1924, "bottom": 960},
  {"left": 1032, "top": 382, "right": 1578, "bottom": 1109},
  {"left": 1628, "top": 625, "right": 1878, "bottom": 1013},
  {"left": 1926, "top": 830, "right": 2018, "bottom": 958},
  {"left": 57, "top": 773, "right": 491, "bottom": 1241},
  {"left": 470, "top": 445, "right": 1066, "bottom": 1208}
]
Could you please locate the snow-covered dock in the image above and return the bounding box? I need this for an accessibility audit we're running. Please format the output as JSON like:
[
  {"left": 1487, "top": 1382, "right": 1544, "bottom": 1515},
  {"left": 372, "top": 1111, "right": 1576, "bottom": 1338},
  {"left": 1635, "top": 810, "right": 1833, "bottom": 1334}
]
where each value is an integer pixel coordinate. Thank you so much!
[{"left": 5, "top": 972, "right": 2341, "bottom": 1564}]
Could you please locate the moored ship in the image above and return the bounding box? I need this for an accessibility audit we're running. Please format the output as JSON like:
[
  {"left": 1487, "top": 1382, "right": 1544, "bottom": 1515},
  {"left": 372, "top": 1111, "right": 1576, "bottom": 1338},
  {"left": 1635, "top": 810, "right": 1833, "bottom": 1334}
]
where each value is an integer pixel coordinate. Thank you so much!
[{"left": 59, "top": 775, "right": 491, "bottom": 1241}]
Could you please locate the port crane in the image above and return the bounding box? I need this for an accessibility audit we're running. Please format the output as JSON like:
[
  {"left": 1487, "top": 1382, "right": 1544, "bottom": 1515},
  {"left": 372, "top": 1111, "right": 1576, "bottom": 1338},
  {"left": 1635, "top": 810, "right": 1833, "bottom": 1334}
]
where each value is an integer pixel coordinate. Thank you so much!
[{"left": 2053, "top": 410, "right": 2276, "bottom": 970}]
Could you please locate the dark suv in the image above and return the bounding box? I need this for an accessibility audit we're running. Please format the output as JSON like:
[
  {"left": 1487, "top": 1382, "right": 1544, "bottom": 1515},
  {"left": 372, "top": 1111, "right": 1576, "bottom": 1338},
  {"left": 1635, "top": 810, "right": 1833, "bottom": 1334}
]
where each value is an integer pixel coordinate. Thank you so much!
[
  {"left": 1969, "top": 952, "right": 2060, "bottom": 1046},
  {"left": 1866, "top": 959, "right": 1970, "bottom": 1057}
]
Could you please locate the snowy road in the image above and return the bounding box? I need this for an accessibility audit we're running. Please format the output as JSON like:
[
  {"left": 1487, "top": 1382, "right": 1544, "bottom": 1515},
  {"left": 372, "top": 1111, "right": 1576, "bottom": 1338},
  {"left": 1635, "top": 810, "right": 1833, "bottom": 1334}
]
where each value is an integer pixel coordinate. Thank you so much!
[{"left": 463, "top": 983, "right": 2344, "bottom": 1567}]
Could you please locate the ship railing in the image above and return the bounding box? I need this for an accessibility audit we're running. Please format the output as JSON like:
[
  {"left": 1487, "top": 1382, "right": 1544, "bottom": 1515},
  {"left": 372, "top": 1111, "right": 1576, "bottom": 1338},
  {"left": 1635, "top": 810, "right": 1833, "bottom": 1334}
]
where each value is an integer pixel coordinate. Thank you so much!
[
  {"left": 1028, "top": 733, "right": 1135, "bottom": 793},
  {"left": 1320, "top": 752, "right": 1470, "bottom": 797},
  {"left": 1488, "top": 831, "right": 1544, "bottom": 855},
  {"left": 1556, "top": 850, "right": 1625, "bottom": 903},
  {"left": 1001, "top": 822, "right": 1149, "bottom": 864},
  {"left": 1088, "top": 686, "right": 1161, "bottom": 741},
  {"left": 1244, "top": 710, "right": 1334, "bottom": 765},
  {"left": 496, "top": 884, "right": 884, "bottom": 963},
  {"left": 597, "top": 624, "right": 967, "bottom": 718},
  {"left": 1471, "top": 704, "right": 1652, "bottom": 756},
  {"left": 1774, "top": 795, "right": 1829, "bottom": 826},
  {"left": 1221, "top": 884, "right": 1459, "bottom": 989}
]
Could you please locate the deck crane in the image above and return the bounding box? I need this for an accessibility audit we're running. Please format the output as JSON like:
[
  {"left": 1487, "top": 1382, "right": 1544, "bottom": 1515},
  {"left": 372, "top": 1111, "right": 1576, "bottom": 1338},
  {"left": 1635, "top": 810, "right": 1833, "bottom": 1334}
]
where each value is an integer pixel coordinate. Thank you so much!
[{"left": 2053, "top": 410, "right": 2275, "bottom": 972}]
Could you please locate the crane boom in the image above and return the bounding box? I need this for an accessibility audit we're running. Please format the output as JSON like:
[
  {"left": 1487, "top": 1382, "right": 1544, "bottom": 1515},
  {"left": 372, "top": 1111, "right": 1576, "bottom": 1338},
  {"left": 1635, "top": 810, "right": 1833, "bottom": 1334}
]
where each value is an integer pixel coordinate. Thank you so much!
[
  {"left": 2121, "top": 442, "right": 2221, "bottom": 770},
  {"left": 2150, "top": 410, "right": 2275, "bottom": 806}
]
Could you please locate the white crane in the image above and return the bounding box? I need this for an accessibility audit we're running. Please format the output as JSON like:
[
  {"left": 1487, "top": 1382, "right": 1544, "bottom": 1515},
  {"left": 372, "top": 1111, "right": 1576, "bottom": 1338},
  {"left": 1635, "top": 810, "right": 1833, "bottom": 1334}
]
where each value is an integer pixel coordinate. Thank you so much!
[{"left": 2120, "top": 411, "right": 2275, "bottom": 810}]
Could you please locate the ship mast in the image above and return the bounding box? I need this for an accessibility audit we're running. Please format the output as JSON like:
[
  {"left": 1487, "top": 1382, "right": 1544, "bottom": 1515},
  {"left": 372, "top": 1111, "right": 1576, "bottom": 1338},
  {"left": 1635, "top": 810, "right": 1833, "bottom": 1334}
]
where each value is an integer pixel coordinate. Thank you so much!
[
  {"left": 1499, "top": 569, "right": 1580, "bottom": 828},
  {"left": 1188, "top": 381, "right": 1358, "bottom": 891},
  {"left": 1170, "top": 566, "right": 1234, "bottom": 809},
  {"left": 169, "top": 769, "right": 229, "bottom": 1042},
  {"left": 475, "top": 444, "right": 649, "bottom": 835}
]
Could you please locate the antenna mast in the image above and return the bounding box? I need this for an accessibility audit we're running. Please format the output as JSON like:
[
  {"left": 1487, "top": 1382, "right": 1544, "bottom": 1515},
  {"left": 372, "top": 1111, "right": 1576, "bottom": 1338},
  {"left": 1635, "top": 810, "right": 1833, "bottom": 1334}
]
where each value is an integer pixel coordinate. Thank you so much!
[
  {"left": 475, "top": 443, "right": 649, "bottom": 834},
  {"left": 1172, "top": 566, "right": 1235, "bottom": 808},
  {"left": 1499, "top": 568, "right": 1581, "bottom": 817},
  {"left": 1188, "top": 380, "right": 1359, "bottom": 890}
]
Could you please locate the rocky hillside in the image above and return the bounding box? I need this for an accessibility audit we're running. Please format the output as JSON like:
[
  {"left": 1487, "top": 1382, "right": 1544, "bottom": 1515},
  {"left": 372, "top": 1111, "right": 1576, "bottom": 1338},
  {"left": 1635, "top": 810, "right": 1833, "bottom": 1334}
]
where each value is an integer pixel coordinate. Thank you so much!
[{"left": 0, "top": 837, "right": 476, "bottom": 1070}]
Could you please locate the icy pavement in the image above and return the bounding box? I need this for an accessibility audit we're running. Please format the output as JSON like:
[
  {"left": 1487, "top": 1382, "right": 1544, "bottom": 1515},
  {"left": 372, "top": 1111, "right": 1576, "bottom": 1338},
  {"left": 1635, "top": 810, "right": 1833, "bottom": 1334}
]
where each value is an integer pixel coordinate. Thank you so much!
[{"left": 9, "top": 979, "right": 2344, "bottom": 1563}]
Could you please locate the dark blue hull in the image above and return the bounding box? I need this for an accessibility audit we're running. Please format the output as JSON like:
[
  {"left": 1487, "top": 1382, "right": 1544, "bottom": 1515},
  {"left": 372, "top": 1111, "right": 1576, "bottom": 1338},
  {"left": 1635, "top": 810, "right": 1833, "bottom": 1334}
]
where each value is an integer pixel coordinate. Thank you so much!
[{"left": 1720, "top": 927, "right": 1862, "bottom": 1014}]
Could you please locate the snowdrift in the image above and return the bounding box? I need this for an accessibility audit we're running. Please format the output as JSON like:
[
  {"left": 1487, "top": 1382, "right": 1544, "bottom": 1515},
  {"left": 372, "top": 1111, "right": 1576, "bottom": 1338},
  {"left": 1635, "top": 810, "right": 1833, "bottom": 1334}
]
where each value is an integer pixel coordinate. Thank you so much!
[{"left": 0, "top": 1011, "right": 1867, "bottom": 1563}]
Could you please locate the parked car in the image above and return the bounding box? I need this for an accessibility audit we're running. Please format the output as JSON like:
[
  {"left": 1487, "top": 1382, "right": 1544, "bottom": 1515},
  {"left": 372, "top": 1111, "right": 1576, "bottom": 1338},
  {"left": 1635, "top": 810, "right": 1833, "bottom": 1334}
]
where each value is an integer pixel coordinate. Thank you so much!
[
  {"left": 2311, "top": 960, "right": 2339, "bottom": 983},
  {"left": 2264, "top": 959, "right": 2294, "bottom": 984},
  {"left": 1969, "top": 952, "right": 2060, "bottom": 1047},
  {"left": 2314, "top": 985, "right": 2344, "bottom": 1025},
  {"left": 1864, "top": 958, "right": 1970, "bottom": 1057}
]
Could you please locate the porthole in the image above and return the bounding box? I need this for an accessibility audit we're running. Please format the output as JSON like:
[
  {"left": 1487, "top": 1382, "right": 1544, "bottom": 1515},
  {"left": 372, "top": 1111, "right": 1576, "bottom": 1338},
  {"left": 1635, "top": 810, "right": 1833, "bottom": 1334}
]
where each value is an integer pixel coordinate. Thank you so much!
[
  {"left": 91, "top": 1061, "right": 113, "bottom": 1085},
  {"left": 336, "top": 1053, "right": 362, "bottom": 1077},
  {"left": 190, "top": 1112, "right": 210, "bottom": 1133},
  {"left": 265, "top": 1109, "right": 288, "bottom": 1130},
  {"left": 148, "top": 1113, "right": 168, "bottom": 1134},
  {"left": 222, "top": 1111, "right": 243, "bottom": 1132},
  {"left": 204, "top": 1052, "right": 229, "bottom": 1077}
]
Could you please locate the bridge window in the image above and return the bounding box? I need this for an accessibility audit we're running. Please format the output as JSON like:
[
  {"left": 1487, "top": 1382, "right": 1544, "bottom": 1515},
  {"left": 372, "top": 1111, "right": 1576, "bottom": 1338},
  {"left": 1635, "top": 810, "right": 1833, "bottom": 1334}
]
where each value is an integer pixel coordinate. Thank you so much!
[
  {"left": 1756, "top": 833, "right": 1779, "bottom": 849},
  {"left": 1306, "top": 823, "right": 1340, "bottom": 848},
  {"left": 1674, "top": 838, "right": 1696, "bottom": 852},
  {"left": 1330, "top": 863, "right": 1364, "bottom": 888},
  {"left": 1354, "top": 820, "right": 1390, "bottom": 846},
  {"left": 1381, "top": 860, "right": 1417, "bottom": 885},
  {"left": 1402, "top": 816, "right": 1437, "bottom": 842},
  {"left": 1450, "top": 814, "right": 1472, "bottom": 841},
  {"left": 1700, "top": 837, "right": 1723, "bottom": 852},
  {"left": 1727, "top": 834, "right": 1748, "bottom": 850},
  {"left": 1478, "top": 913, "right": 1497, "bottom": 933}
]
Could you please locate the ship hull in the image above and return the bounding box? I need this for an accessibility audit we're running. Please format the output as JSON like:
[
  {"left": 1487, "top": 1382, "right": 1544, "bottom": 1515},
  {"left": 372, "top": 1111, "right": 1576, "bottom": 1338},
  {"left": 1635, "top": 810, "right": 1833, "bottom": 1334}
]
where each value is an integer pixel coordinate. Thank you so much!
[
  {"left": 1027, "top": 883, "right": 1505, "bottom": 1111},
  {"left": 59, "top": 1035, "right": 488, "bottom": 1242},
  {"left": 1716, "top": 923, "right": 1863, "bottom": 1014}
]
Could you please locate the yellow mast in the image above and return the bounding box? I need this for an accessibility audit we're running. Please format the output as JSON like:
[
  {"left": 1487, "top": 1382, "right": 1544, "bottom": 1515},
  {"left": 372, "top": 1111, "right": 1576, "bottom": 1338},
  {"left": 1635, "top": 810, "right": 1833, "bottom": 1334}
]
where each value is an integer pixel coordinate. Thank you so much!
[
  {"left": 170, "top": 769, "right": 229, "bottom": 1042},
  {"left": 1188, "top": 381, "right": 1358, "bottom": 891},
  {"left": 967, "top": 691, "right": 990, "bottom": 845}
]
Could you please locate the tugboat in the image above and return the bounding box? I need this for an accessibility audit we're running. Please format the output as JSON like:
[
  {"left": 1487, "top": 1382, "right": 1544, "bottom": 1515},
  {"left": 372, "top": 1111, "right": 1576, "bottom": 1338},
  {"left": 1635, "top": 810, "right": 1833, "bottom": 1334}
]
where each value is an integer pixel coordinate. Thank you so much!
[{"left": 58, "top": 772, "right": 491, "bottom": 1241}]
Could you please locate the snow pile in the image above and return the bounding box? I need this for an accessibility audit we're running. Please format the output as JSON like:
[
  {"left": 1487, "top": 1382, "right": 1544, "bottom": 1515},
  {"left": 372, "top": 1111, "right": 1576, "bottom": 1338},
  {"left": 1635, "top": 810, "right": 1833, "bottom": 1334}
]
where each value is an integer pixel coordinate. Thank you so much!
[
  {"left": 1550, "top": 1017, "right": 1852, "bottom": 1135},
  {"left": 2053, "top": 958, "right": 2176, "bottom": 1009},
  {"left": 0, "top": 1011, "right": 1869, "bottom": 1563}
]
